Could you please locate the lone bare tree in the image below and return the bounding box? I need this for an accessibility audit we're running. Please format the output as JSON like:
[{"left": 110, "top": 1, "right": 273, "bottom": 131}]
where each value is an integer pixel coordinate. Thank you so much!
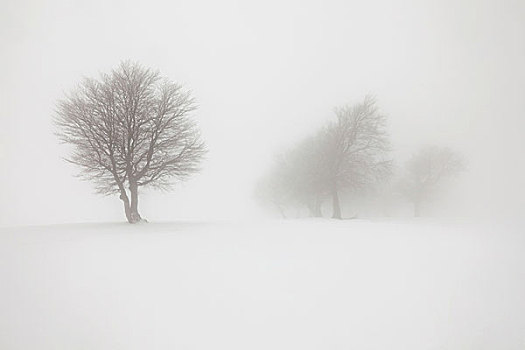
[
  {"left": 399, "top": 146, "right": 464, "bottom": 217},
  {"left": 323, "top": 96, "right": 391, "bottom": 219},
  {"left": 55, "top": 61, "right": 206, "bottom": 223}
]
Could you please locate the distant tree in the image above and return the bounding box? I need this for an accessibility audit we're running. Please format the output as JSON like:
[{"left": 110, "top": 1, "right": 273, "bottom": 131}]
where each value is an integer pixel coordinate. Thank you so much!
[
  {"left": 55, "top": 62, "right": 206, "bottom": 223},
  {"left": 255, "top": 156, "right": 292, "bottom": 218},
  {"left": 323, "top": 96, "right": 391, "bottom": 219},
  {"left": 399, "top": 146, "right": 464, "bottom": 217},
  {"left": 286, "top": 134, "right": 331, "bottom": 217},
  {"left": 255, "top": 134, "right": 330, "bottom": 218}
]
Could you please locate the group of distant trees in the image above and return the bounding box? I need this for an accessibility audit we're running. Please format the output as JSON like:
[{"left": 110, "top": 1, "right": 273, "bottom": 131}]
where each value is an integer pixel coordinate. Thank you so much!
[
  {"left": 256, "top": 96, "right": 391, "bottom": 219},
  {"left": 256, "top": 98, "right": 464, "bottom": 219},
  {"left": 55, "top": 61, "right": 463, "bottom": 223}
]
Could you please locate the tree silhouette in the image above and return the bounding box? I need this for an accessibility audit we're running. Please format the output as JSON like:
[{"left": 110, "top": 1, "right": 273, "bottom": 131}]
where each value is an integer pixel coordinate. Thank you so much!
[{"left": 55, "top": 62, "right": 206, "bottom": 223}]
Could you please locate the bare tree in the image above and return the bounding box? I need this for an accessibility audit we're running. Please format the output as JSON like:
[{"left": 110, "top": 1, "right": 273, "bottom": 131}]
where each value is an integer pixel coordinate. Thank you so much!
[
  {"left": 292, "top": 134, "right": 332, "bottom": 217},
  {"left": 254, "top": 157, "right": 292, "bottom": 219},
  {"left": 255, "top": 134, "right": 330, "bottom": 218},
  {"left": 55, "top": 61, "right": 206, "bottom": 223},
  {"left": 399, "top": 146, "right": 464, "bottom": 217},
  {"left": 323, "top": 96, "right": 391, "bottom": 219}
]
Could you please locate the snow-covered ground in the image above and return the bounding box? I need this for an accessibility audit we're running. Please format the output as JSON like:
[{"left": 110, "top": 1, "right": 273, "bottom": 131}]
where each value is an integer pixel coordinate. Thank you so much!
[{"left": 1, "top": 219, "right": 524, "bottom": 349}]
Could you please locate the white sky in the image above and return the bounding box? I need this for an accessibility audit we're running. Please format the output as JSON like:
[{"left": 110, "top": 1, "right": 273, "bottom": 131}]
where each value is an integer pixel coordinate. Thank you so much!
[{"left": 1, "top": 0, "right": 524, "bottom": 225}]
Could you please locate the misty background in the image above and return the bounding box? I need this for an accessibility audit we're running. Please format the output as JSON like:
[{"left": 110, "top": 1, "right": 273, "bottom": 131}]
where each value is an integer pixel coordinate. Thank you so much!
[{"left": 1, "top": 0, "right": 524, "bottom": 226}]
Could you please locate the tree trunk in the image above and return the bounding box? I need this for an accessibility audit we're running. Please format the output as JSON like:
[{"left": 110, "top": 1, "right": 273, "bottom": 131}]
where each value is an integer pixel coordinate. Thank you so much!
[
  {"left": 332, "top": 185, "right": 342, "bottom": 219},
  {"left": 128, "top": 180, "right": 142, "bottom": 223},
  {"left": 308, "top": 196, "right": 323, "bottom": 217},
  {"left": 119, "top": 191, "right": 133, "bottom": 223}
]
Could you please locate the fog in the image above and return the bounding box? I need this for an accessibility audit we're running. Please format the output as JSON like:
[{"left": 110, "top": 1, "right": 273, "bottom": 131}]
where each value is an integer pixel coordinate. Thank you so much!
[
  {"left": 2, "top": 3, "right": 525, "bottom": 349},
  {"left": 1, "top": 0, "right": 525, "bottom": 225}
]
